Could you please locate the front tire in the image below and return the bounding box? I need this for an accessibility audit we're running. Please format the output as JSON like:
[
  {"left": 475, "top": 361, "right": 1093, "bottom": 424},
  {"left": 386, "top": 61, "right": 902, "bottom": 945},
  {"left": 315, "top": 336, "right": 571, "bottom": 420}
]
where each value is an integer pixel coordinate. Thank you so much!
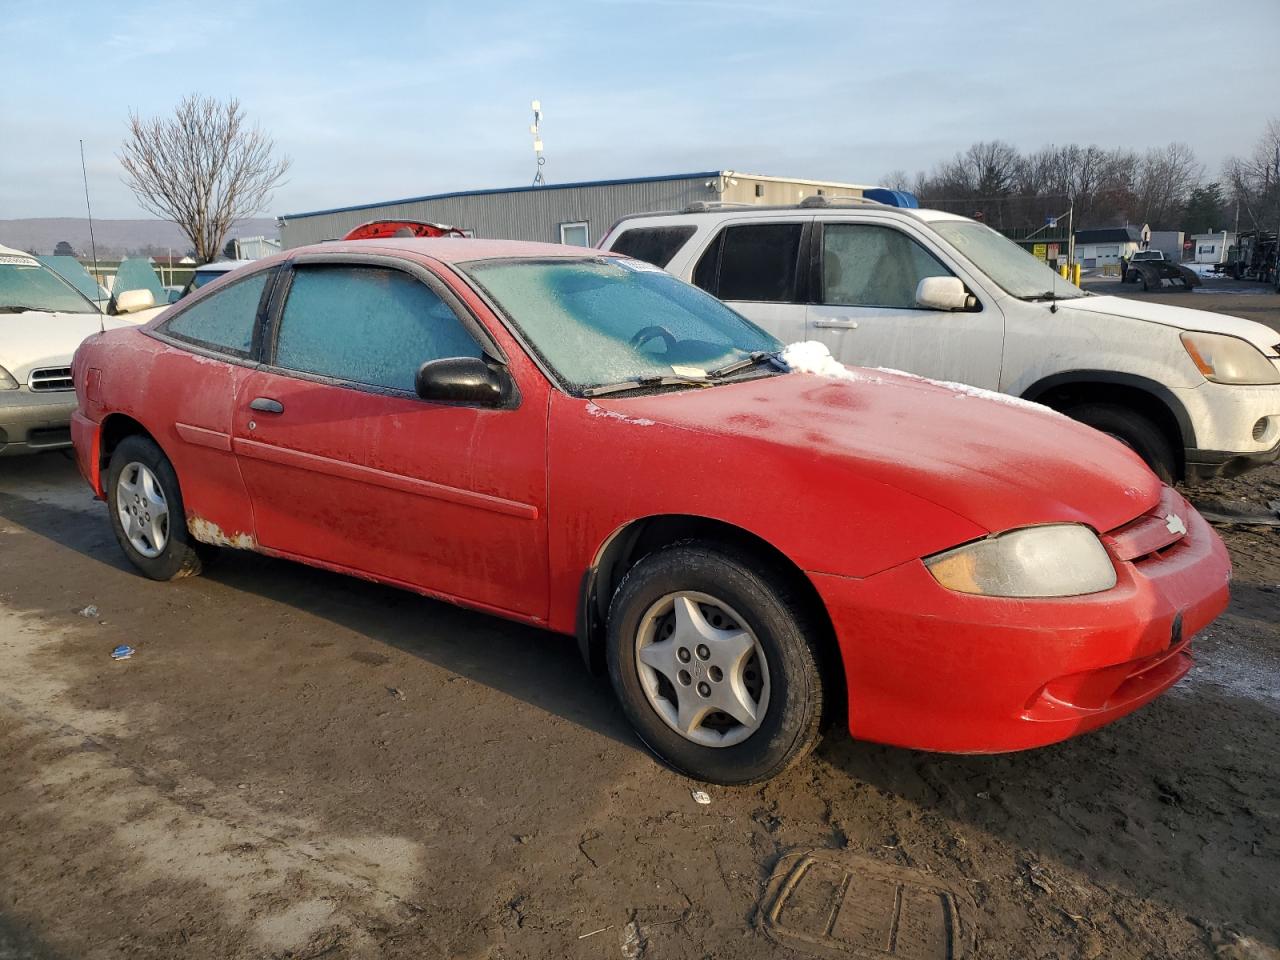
[
  {"left": 606, "top": 543, "right": 825, "bottom": 785},
  {"left": 1066, "top": 403, "right": 1177, "bottom": 484},
  {"left": 106, "top": 435, "right": 207, "bottom": 580}
]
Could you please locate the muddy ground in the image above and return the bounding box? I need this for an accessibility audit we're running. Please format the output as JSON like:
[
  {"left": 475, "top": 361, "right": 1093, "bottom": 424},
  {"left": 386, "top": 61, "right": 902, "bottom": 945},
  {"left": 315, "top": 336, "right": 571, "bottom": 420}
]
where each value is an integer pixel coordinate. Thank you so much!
[{"left": 2, "top": 282, "right": 1278, "bottom": 960}]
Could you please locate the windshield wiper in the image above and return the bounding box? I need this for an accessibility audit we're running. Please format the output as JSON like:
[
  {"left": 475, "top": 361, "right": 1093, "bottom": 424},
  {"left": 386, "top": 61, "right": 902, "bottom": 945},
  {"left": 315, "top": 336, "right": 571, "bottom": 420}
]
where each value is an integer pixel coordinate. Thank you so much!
[
  {"left": 582, "top": 374, "right": 712, "bottom": 397},
  {"left": 0, "top": 305, "right": 35, "bottom": 313},
  {"left": 705, "top": 350, "right": 782, "bottom": 380}
]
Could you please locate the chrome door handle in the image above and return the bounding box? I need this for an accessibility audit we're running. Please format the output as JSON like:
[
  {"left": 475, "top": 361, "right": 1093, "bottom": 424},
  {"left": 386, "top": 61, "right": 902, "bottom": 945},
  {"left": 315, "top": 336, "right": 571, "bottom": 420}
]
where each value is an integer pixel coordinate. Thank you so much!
[
  {"left": 812, "top": 318, "right": 859, "bottom": 330},
  {"left": 249, "top": 397, "right": 284, "bottom": 414}
]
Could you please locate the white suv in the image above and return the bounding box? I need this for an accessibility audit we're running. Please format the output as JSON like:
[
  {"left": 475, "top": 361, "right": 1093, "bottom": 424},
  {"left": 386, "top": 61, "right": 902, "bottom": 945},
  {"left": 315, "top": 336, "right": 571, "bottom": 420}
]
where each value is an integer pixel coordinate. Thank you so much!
[{"left": 599, "top": 200, "right": 1280, "bottom": 484}]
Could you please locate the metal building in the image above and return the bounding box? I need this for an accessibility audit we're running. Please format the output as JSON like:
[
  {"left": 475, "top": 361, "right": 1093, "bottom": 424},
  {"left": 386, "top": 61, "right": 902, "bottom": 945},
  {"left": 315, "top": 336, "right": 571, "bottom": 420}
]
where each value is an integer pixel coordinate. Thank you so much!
[{"left": 276, "top": 171, "right": 874, "bottom": 249}]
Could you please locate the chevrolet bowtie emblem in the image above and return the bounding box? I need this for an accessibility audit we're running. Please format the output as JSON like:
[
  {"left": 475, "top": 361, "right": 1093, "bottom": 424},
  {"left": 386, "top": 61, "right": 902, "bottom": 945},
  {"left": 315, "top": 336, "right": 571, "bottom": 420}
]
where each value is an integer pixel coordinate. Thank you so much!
[{"left": 1165, "top": 513, "right": 1187, "bottom": 536}]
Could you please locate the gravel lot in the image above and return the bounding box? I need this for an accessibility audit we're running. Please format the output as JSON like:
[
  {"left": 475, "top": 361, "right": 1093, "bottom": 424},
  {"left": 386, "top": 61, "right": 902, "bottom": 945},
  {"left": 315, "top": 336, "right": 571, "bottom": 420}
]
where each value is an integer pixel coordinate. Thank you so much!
[{"left": 2, "top": 281, "right": 1278, "bottom": 959}]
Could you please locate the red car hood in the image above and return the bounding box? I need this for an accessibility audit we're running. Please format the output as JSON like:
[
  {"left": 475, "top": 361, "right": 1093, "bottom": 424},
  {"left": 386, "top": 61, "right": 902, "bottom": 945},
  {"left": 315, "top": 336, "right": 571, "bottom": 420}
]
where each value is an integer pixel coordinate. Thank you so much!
[{"left": 592, "top": 369, "right": 1162, "bottom": 535}]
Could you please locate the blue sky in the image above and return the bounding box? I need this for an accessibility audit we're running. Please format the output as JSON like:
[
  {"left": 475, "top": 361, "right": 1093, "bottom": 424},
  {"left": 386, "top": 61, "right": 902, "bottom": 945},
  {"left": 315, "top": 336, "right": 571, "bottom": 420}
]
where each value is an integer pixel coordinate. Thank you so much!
[{"left": 2, "top": 0, "right": 1276, "bottom": 219}]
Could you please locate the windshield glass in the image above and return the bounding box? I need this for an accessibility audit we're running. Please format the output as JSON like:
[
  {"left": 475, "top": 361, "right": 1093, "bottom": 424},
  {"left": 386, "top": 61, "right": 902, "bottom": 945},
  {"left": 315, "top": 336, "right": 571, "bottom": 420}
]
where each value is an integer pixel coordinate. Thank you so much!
[
  {"left": 191, "top": 269, "right": 225, "bottom": 289},
  {"left": 930, "top": 220, "right": 1084, "bottom": 300},
  {"left": 461, "top": 257, "right": 781, "bottom": 391},
  {"left": 0, "top": 260, "right": 98, "bottom": 314}
]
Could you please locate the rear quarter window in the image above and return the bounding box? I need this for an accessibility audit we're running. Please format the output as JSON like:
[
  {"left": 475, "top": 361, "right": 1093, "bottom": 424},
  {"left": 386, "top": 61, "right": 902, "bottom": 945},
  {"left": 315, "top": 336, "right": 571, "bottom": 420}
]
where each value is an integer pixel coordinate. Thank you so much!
[
  {"left": 607, "top": 225, "right": 697, "bottom": 268},
  {"left": 161, "top": 270, "right": 271, "bottom": 356}
]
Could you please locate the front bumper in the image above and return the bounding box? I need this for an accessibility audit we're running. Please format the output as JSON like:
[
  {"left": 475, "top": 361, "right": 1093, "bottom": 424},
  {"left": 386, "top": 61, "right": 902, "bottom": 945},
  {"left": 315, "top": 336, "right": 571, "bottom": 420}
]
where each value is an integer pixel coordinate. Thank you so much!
[
  {"left": 811, "top": 505, "right": 1231, "bottom": 753},
  {"left": 1184, "top": 437, "right": 1280, "bottom": 482},
  {"left": 1176, "top": 380, "right": 1280, "bottom": 483},
  {"left": 0, "top": 388, "right": 77, "bottom": 456}
]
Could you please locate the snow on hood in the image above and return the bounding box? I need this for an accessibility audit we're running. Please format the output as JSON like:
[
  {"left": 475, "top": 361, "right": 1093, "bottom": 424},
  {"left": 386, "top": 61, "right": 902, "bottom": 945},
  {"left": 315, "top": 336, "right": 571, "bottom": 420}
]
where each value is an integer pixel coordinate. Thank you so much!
[
  {"left": 780, "top": 342, "right": 1063, "bottom": 417},
  {"left": 0, "top": 311, "right": 132, "bottom": 384},
  {"left": 1064, "top": 295, "right": 1280, "bottom": 354}
]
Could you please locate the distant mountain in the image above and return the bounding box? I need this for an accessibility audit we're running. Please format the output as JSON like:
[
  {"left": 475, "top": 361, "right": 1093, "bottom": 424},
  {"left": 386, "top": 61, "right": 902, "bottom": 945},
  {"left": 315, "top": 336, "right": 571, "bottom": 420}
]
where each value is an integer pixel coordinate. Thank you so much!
[{"left": 0, "top": 218, "right": 277, "bottom": 258}]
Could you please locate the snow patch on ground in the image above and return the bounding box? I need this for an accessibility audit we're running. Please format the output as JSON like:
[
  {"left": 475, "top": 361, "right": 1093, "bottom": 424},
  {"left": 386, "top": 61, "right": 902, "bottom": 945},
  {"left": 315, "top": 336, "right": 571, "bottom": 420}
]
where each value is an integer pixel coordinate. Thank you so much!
[
  {"left": 1175, "top": 640, "right": 1280, "bottom": 711},
  {"left": 586, "top": 404, "right": 655, "bottom": 427},
  {"left": 779, "top": 342, "right": 1061, "bottom": 416}
]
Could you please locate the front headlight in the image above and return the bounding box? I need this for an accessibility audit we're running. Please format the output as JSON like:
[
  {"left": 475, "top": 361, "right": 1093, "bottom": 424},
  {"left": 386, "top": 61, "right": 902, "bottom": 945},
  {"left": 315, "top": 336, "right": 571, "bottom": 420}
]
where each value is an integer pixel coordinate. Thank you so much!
[
  {"left": 0, "top": 365, "right": 18, "bottom": 390},
  {"left": 1181, "top": 331, "right": 1280, "bottom": 385},
  {"left": 925, "top": 524, "right": 1116, "bottom": 598}
]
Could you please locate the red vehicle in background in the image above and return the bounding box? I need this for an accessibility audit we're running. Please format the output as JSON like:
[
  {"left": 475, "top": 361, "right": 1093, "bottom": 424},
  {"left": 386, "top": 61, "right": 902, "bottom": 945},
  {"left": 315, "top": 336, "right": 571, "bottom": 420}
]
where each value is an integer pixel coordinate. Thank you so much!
[
  {"left": 342, "top": 219, "right": 467, "bottom": 241},
  {"left": 68, "top": 238, "right": 1232, "bottom": 784}
]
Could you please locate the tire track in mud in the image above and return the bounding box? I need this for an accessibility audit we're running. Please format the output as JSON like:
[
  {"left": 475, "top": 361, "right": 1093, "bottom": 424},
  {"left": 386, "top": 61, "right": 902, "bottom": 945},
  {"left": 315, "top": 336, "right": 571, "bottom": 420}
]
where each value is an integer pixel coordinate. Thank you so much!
[{"left": 0, "top": 607, "right": 436, "bottom": 959}]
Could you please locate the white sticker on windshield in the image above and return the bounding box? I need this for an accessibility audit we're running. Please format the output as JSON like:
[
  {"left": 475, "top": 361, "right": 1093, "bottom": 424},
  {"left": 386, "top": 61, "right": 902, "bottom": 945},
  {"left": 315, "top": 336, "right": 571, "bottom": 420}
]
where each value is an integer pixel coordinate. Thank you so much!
[
  {"left": 670, "top": 364, "right": 707, "bottom": 379},
  {"left": 0, "top": 255, "right": 39, "bottom": 267},
  {"left": 611, "top": 257, "right": 666, "bottom": 274}
]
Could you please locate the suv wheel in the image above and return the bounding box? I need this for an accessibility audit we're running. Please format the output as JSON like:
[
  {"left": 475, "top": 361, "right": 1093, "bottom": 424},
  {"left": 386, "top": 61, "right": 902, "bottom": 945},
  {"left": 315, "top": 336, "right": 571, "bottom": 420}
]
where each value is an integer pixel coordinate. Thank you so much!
[
  {"left": 606, "top": 542, "right": 825, "bottom": 785},
  {"left": 1066, "top": 403, "right": 1176, "bottom": 484}
]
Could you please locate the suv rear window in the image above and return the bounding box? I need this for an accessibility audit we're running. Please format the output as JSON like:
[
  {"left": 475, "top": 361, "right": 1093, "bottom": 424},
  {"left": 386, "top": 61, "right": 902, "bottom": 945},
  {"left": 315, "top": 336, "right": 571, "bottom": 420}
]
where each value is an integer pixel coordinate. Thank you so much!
[
  {"left": 607, "top": 226, "right": 696, "bottom": 268},
  {"left": 692, "top": 223, "right": 804, "bottom": 303}
]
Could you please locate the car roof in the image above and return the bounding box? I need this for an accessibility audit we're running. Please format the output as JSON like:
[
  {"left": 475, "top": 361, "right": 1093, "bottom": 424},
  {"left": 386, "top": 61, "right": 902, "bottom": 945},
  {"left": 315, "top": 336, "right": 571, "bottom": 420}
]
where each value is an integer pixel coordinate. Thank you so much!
[
  {"left": 0, "top": 243, "right": 39, "bottom": 260},
  {"left": 603, "top": 204, "right": 971, "bottom": 232},
  {"left": 195, "top": 259, "right": 257, "bottom": 272},
  {"left": 289, "top": 237, "right": 600, "bottom": 264}
]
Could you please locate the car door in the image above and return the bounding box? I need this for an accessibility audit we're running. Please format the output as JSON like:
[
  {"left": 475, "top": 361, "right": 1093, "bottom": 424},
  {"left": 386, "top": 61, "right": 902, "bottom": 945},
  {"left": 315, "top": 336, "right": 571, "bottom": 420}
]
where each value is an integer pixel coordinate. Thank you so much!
[
  {"left": 688, "top": 219, "right": 811, "bottom": 345},
  {"left": 145, "top": 265, "right": 276, "bottom": 541},
  {"left": 230, "top": 254, "right": 550, "bottom": 620},
  {"left": 806, "top": 219, "right": 1005, "bottom": 388}
]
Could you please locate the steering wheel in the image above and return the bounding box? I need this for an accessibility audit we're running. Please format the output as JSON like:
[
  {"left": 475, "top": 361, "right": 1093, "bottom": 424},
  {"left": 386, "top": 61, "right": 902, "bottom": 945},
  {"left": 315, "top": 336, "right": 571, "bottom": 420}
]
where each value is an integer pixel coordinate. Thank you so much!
[{"left": 629, "top": 324, "right": 678, "bottom": 353}]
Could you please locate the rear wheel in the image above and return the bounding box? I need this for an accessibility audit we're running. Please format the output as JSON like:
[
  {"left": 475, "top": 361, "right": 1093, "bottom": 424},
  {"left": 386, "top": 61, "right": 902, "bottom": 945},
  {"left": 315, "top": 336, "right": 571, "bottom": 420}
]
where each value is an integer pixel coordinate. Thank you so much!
[
  {"left": 606, "top": 543, "right": 825, "bottom": 785},
  {"left": 1066, "top": 402, "right": 1176, "bottom": 484},
  {"left": 106, "top": 435, "right": 208, "bottom": 580}
]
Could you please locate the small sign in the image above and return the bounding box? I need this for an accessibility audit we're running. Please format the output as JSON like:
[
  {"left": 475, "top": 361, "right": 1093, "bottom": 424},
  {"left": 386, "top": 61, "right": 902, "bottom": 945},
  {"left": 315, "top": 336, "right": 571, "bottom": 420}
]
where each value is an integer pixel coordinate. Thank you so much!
[
  {"left": 1032, "top": 243, "right": 1048, "bottom": 260},
  {"left": 1047, "top": 243, "right": 1060, "bottom": 260},
  {"left": 1045, "top": 216, "right": 1058, "bottom": 227}
]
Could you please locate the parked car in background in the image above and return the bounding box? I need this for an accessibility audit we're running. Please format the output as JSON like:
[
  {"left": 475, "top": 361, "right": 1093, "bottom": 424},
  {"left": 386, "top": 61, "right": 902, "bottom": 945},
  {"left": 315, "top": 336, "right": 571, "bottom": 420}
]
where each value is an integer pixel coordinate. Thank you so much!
[
  {"left": 179, "top": 259, "right": 256, "bottom": 298},
  {"left": 0, "top": 245, "right": 157, "bottom": 456},
  {"left": 70, "top": 238, "right": 1231, "bottom": 783},
  {"left": 599, "top": 200, "right": 1280, "bottom": 483}
]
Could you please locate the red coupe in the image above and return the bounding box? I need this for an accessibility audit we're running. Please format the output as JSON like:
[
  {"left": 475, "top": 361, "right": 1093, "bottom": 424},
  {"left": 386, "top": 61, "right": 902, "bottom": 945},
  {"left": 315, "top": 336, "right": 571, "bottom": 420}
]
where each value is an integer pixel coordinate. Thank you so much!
[{"left": 70, "top": 239, "right": 1232, "bottom": 784}]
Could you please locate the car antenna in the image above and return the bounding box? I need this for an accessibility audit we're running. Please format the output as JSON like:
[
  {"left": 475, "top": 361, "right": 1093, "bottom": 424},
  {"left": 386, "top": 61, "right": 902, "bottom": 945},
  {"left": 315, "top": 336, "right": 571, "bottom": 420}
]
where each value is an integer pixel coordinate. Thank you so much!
[{"left": 79, "top": 139, "right": 103, "bottom": 330}]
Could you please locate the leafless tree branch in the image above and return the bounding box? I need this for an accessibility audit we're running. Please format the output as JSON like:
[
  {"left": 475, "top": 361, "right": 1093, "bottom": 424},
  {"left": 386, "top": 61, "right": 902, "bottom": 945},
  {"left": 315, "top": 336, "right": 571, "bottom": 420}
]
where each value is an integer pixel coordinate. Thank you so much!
[{"left": 119, "top": 95, "right": 290, "bottom": 263}]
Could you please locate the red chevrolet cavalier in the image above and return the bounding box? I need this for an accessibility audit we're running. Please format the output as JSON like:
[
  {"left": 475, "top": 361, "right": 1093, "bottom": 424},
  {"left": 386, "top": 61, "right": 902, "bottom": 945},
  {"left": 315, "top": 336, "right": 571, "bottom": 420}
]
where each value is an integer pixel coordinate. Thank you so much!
[{"left": 70, "top": 239, "right": 1231, "bottom": 784}]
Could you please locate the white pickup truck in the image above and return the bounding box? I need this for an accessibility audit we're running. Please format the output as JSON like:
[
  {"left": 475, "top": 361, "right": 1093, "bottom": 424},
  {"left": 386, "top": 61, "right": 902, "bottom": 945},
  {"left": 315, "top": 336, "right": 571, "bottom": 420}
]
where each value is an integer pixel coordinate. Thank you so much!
[
  {"left": 0, "top": 245, "right": 163, "bottom": 455},
  {"left": 600, "top": 200, "right": 1280, "bottom": 483}
]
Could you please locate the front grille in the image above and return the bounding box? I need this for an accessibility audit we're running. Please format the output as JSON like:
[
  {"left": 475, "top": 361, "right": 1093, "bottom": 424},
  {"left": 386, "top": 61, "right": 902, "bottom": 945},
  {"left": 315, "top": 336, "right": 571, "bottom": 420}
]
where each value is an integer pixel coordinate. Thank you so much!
[
  {"left": 29, "top": 366, "right": 73, "bottom": 391},
  {"left": 1102, "top": 487, "right": 1189, "bottom": 564}
]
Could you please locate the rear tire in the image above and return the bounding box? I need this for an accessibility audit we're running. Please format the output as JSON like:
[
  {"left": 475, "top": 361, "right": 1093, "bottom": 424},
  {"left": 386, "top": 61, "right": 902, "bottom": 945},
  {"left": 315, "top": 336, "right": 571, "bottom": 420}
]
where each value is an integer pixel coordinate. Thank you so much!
[
  {"left": 606, "top": 542, "right": 825, "bottom": 785},
  {"left": 106, "top": 435, "right": 208, "bottom": 581},
  {"left": 1066, "top": 403, "right": 1176, "bottom": 484}
]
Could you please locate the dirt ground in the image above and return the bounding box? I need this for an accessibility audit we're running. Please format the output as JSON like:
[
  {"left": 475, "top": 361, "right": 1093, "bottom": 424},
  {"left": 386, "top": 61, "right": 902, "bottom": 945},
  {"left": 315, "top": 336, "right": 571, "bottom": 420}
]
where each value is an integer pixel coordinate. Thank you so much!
[{"left": 2, "top": 282, "right": 1278, "bottom": 960}]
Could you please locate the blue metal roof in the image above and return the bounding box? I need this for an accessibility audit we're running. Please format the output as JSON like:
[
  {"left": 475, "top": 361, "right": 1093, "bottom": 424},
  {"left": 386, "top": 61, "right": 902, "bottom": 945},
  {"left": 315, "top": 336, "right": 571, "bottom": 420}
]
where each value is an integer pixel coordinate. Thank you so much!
[{"left": 279, "top": 171, "right": 724, "bottom": 221}]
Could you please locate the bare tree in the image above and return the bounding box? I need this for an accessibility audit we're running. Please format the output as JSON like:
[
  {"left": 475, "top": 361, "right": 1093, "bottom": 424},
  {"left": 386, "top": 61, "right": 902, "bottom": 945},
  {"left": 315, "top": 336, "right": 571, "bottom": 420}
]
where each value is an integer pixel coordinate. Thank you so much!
[
  {"left": 1130, "top": 143, "right": 1202, "bottom": 229},
  {"left": 1222, "top": 117, "right": 1280, "bottom": 230},
  {"left": 120, "top": 95, "right": 290, "bottom": 264}
]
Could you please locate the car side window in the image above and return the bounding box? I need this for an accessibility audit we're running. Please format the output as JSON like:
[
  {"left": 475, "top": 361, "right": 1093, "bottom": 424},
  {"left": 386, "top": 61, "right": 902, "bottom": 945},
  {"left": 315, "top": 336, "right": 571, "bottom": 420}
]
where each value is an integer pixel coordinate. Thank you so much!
[
  {"left": 821, "top": 224, "right": 952, "bottom": 309},
  {"left": 693, "top": 223, "right": 803, "bottom": 303},
  {"left": 273, "top": 265, "right": 482, "bottom": 392},
  {"left": 609, "top": 226, "right": 697, "bottom": 268},
  {"left": 162, "top": 270, "right": 270, "bottom": 356}
]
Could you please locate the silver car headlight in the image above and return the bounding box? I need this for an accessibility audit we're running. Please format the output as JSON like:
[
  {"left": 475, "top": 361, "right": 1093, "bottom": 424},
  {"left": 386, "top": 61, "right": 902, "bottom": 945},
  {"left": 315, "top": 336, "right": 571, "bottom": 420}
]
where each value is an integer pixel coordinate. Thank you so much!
[
  {"left": 925, "top": 524, "right": 1117, "bottom": 598},
  {"left": 0, "top": 365, "right": 18, "bottom": 390},
  {"left": 1181, "top": 331, "right": 1280, "bottom": 385}
]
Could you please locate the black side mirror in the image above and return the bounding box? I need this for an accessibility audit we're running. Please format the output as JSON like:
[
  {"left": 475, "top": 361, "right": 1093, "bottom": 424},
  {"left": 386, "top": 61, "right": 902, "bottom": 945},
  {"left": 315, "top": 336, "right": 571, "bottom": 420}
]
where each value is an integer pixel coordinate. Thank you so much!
[{"left": 415, "top": 356, "right": 511, "bottom": 406}]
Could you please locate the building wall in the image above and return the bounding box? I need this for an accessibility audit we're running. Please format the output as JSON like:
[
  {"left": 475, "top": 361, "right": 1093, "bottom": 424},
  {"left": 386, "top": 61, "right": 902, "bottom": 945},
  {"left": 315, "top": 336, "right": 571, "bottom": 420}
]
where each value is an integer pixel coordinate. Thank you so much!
[
  {"left": 277, "top": 173, "right": 867, "bottom": 249},
  {"left": 1192, "top": 231, "right": 1233, "bottom": 264}
]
